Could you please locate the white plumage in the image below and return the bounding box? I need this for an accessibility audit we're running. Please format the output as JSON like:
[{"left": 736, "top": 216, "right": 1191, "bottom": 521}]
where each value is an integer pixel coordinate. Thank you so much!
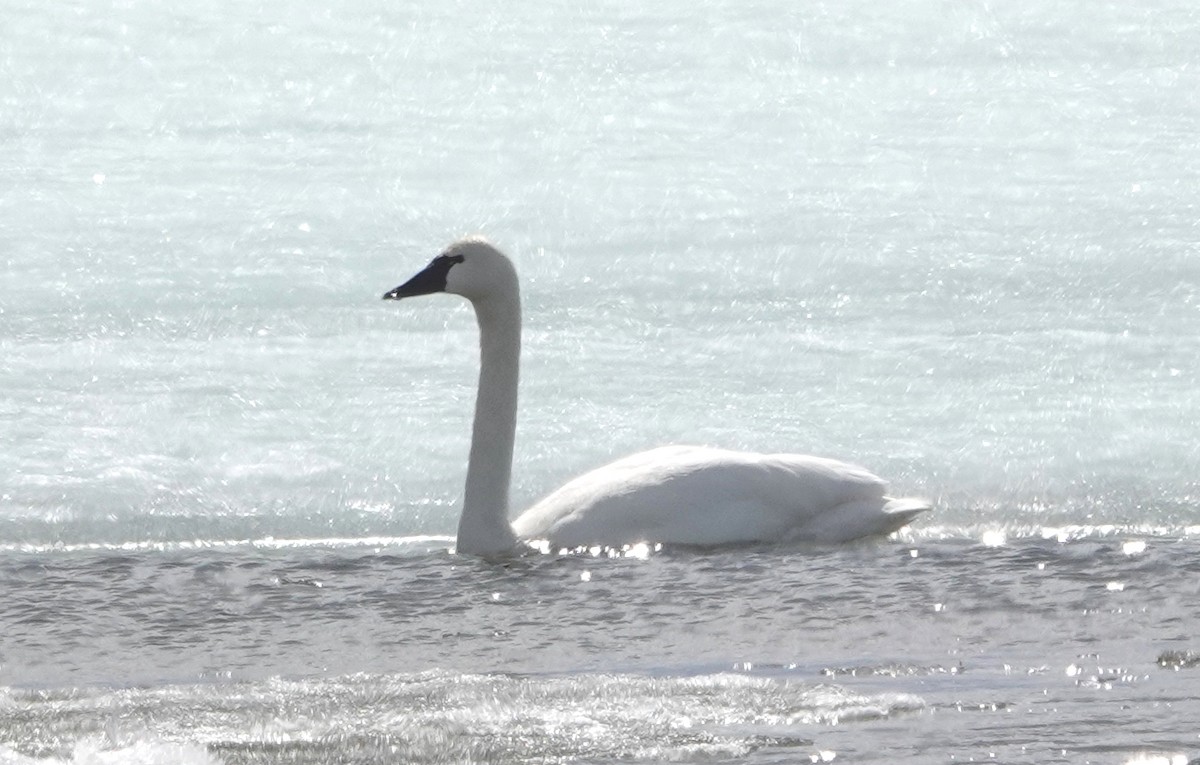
[
  {"left": 515, "top": 445, "right": 928, "bottom": 547},
  {"left": 384, "top": 238, "right": 930, "bottom": 556}
]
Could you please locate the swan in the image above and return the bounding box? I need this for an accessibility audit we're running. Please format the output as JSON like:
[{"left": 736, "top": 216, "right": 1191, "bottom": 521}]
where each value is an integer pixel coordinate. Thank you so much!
[{"left": 383, "top": 237, "right": 931, "bottom": 556}]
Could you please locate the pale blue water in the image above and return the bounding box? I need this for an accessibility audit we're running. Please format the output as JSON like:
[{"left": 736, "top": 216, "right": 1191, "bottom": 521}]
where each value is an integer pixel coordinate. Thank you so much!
[{"left": 2, "top": 1, "right": 1199, "bottom": 763}]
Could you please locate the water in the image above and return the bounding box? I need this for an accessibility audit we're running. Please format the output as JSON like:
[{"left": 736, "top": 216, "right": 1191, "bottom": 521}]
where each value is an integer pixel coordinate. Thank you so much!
[{"left": 2, "top": 0, "right": 1199, "bottom": 762}]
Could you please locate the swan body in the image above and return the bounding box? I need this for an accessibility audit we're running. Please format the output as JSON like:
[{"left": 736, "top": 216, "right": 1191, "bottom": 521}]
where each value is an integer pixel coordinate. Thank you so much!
[
  {"left": 514, "top": 445, "right": 929, "bottom": 547},
  {"left": 384, "top": 238, "right": 930, "bottom": 556}
]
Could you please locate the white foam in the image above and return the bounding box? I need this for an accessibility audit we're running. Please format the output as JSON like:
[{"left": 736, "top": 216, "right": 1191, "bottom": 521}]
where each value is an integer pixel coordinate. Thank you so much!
[{"left": 0, "top": 737, "right": 220, "bottom": 765}]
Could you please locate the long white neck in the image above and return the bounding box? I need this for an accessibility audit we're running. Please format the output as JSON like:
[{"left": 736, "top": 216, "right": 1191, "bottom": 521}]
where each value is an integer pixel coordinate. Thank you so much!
[{"left": 457, "top": 291, "right": 522, "bottom": 555}]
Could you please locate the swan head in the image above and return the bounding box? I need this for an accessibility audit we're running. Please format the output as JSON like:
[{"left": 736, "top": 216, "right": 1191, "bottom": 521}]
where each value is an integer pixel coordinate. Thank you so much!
[{"left": 383, "top": 237, "right": 517, "bottom": 305}]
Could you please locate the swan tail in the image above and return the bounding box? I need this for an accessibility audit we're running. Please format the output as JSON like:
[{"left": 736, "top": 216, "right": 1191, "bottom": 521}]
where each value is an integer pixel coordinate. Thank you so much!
[
  {"left": 799, "top": 496, "right": 930, "bottom": 543},
  {"left": 880, "top": 497, "right": 933, "bottom": 531}
]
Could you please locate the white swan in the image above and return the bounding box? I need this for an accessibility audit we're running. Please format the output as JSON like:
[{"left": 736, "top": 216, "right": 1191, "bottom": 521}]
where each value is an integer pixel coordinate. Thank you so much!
[{"left": 383, "top": 237, "right": 931, "bottom": 556}]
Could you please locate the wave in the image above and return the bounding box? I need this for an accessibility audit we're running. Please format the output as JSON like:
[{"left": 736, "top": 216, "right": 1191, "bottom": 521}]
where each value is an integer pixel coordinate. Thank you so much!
[
  {"left": 0, "top": 737, "right": 219, "bottom": 765},
  {"left": 897, "top": 522, "right": 1200, "bottom": 545},
  {"left": 3, "top": 520, "right": 1198, "bottom": 558},
  {"left": 0, "top": 670, "right": 923, "bottom": 765},
  {"left": 0, "top": 534, "right": 455, "bottom": 556}
]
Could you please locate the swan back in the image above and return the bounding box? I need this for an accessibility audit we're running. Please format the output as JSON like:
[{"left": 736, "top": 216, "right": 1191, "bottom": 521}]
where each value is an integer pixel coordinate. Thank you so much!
[{"left": 513, "top": 445, "right": 929, "bottom": 548}]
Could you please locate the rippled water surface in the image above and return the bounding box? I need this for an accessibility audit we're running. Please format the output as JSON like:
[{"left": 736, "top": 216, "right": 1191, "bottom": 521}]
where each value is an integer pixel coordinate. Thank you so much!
[
  {"left": 4, "top": 535, "right": 1200, "bottom": 763},
  {"left": 3, "top": 0, "right": 1200, "bottom": 762}
]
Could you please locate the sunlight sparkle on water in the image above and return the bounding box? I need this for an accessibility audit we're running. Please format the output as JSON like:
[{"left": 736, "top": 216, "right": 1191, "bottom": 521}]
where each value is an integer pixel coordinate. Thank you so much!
[
  {"left": 980, "top": 528, "right": 1007, "bottom": 547},
  {"left": 1121, "top": 540, "right": 1147, "bottom": 556},
  {"left": 1123, "top": 755, "right": 1188, "bottom": 765},
  {"left": 623, "top": 542, "right": 654, "bottom": 560},
  {"left": 549, "top": 542, "right": 661, "bottom": 559}
]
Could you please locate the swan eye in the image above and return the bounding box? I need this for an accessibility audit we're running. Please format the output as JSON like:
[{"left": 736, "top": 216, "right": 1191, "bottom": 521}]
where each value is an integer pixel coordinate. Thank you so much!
[{"left": 437, "top": 254, "right": 466, "bottom": 266}]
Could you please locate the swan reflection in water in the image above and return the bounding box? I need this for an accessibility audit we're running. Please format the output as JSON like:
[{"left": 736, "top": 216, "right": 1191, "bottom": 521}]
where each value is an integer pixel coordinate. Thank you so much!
[{"left": 383, "top": 237, "right": 930, "bottom": 557}]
